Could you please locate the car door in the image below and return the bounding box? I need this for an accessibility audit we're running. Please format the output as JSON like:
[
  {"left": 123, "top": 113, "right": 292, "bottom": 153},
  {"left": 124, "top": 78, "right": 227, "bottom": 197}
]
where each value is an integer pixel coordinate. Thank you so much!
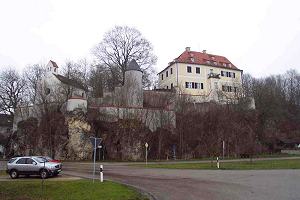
[
  {"left": 26, "top": 158, "right": 39, "bottom": 174},
  {"left": 15, "top": 158, "right": 27, "bottom": 174}
]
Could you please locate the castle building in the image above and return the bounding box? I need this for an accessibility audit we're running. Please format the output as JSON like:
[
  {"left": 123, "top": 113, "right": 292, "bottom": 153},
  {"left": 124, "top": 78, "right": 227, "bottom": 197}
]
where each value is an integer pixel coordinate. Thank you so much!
[
  {"left": 158, "top": 47, "right": 243, "bottom": 102},
  {"left": 42, "top": 60, "right": 88, "bottom": 112}
]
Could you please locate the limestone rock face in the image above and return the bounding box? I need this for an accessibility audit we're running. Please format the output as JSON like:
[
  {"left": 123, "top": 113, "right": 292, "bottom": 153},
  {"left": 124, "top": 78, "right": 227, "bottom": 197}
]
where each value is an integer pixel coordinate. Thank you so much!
[{"left": 66, "top": 111, "right": 93, "bottom": 160}]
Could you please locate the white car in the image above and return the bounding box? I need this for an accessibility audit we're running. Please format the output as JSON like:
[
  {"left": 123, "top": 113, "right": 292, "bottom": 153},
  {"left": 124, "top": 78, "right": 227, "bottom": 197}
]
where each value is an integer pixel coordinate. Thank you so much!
[{"left": 6, "top": 156, "right": 62, "bottom": 179}]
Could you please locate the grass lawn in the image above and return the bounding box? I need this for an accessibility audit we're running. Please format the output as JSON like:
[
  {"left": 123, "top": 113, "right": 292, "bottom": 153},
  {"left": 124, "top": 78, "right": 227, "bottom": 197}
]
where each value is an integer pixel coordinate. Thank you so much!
[
  {"left": 139, "top": 159, "right": 300, "bottom": 170},
  {"left": 0, "top": 179, "right": 148, "bottom": 200},
  {"left": 0, "top": 170, "right": 6, "bottom": 176}
]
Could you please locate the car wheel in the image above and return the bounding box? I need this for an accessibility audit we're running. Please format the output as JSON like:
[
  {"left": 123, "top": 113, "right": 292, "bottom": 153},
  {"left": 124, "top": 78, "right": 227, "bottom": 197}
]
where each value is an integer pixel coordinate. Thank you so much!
[
  {"left": 40, "top": 169, "right": 48, "bottom": 179},
  {"left": 10, "top": 170, "right": 19, "bottom": 179}
]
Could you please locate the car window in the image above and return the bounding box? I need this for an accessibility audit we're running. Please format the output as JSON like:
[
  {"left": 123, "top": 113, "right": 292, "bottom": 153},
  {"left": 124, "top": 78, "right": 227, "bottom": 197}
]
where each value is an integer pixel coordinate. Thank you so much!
[
  {"left": 8, "top": 158, "right": 17, "bottom": 163},
  {"left": 26, "top": 158, "right": 35, "bottom": 164},
  {"left": 35, "top": 157, "right": 48, "bottom": 163},
  {"left": 16, "top": 158, "right": 27, "bottom": 164}
]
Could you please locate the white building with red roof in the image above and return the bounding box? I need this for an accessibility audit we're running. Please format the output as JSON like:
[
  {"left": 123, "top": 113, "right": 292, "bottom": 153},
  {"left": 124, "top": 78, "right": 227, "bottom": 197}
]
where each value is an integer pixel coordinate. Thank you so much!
[{"left": 158, "top": 47, "right": 243, "bottom": 103}]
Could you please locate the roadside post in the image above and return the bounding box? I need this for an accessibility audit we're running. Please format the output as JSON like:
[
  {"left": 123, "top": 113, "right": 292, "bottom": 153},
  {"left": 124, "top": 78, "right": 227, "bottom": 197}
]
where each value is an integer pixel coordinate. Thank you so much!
[
  {"left": 100, "top": 165, "right": 103, "bottom": 182},
  {"left": 222, "top": 141, "right": 225, "bottom": 159},
  {"left": 217, "top": 157, "right": 220, "bottom": 169},
  {"left": 90, "top": 137, "right": 102, "bottom": 183},
  {"left": 145, "top": 142, "right": 148, "bottom": 166}
]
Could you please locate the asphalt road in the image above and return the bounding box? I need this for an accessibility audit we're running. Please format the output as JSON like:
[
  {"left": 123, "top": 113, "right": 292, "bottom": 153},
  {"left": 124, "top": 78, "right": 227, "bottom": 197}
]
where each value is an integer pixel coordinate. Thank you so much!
[
  {"left": 1, "top": 159, "right": 300, "bottom": 200},
  {"left": 61, "top": 161, "right": 300, "bottom": 200}
]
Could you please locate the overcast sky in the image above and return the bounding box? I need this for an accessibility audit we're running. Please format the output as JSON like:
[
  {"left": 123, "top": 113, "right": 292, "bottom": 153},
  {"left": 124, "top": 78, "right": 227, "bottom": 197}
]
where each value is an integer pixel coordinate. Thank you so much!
[{"left": 0, "top": 0, "right": 300, "bottom": 77}]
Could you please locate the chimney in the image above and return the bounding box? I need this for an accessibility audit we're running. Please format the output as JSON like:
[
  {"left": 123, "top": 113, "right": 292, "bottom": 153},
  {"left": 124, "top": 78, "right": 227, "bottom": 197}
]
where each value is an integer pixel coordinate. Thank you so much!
[
  {"left": 202, "top": 50, "right": 207, "bottom": 54},
  {"left": 185, "top": 47, "right": 191, "bottom": 52}
]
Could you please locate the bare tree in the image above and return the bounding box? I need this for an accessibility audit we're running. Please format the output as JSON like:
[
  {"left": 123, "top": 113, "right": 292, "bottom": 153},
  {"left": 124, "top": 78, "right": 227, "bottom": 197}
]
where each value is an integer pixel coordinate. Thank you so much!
[
  {"left": 0, "top": 69, "right": 26, "bottom": 116},
  {"left": 92, "top": 26, "right": 157, "bottom": 88},
  {"left": 23, "top": 64, "right": 46, "bottom": 104}
]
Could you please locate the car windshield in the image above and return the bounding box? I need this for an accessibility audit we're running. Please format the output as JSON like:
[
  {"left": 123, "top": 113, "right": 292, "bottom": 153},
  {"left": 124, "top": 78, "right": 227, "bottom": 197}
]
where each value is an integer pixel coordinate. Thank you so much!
[{"left": 35, "top": 157, "right": 49, "bottom": 163}]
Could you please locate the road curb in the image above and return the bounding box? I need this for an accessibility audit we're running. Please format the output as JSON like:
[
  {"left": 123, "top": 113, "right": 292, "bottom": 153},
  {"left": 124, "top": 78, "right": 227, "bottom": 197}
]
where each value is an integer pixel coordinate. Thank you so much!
[{"left": 63, "top": 172, "right": 158, "bottom": 200}]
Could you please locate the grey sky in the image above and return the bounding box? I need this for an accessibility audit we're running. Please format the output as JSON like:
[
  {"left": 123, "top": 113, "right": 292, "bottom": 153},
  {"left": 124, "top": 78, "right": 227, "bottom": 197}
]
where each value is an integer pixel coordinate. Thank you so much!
[{"left": 0, "top": 0, "right": 299, "bottom": 77}]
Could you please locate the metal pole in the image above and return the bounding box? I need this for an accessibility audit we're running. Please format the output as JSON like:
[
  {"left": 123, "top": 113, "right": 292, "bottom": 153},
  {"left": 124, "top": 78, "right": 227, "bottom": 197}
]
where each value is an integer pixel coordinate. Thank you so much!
[
  {"left": 93, "top": 138, "right": 96, "bottom": 183},
  {"left": 100, "top": 165, "right": 103, "bottom": 182},
  {"left": 146, "top": 147, "right": 148, "bottom": 166},
  {"left": 222, "top": 140, "right": 225, "bottom": 159}
]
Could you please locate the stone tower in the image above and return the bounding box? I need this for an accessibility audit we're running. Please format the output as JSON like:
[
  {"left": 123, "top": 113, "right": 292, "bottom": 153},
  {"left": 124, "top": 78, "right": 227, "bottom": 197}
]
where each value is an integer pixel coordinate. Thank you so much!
[{"left": 124, "top": 59, "right": 143, "bottom": 107}]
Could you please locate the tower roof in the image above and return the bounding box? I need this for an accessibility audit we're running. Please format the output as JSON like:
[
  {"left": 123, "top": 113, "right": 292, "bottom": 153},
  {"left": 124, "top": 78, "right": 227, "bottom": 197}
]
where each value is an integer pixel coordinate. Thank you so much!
[
  {"left": 49, "top": 60, "right": 59, "bottom": 68},
  {"left": 126, "top": 59, "right": 142, "bottom": 72}
]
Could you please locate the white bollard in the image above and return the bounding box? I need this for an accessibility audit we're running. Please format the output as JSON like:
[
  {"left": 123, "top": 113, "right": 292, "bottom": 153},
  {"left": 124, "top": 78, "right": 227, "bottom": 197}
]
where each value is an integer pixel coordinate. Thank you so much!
[
  {"left": 100, "top": 165, "right": 103, "bottom": 182},
  {"left": 217, "top": 157, "right": 220, "bottom": 169}
]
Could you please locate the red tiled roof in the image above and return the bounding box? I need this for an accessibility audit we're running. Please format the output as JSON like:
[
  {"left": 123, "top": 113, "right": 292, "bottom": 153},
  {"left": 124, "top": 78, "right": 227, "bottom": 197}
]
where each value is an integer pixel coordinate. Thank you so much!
[{"left": 158, "top": 50, "right": 242, "bottom": 74}]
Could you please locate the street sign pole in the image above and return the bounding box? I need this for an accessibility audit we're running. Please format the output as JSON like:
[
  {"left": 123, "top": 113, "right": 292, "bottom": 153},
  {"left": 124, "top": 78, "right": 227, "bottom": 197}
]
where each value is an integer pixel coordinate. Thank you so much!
[
  {"left": 93, "top": 138, "right": 96, "bottom": 183},
  {"left": 90, "top": 137, "right": 102, "bottom": 184}
]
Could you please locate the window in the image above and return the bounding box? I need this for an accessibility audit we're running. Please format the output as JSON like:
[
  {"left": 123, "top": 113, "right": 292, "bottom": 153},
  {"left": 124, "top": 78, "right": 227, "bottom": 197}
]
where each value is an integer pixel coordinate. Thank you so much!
[
  {"left": 82, "top": 92, "right": 84, "bottom": 97},
  {"left": 170, "top": 68, "right": 173, "bottom": 74},
  {"left": 166, "top": 71, "right": 168, "bottom": 77},
  {"left": 187, "top": 66, "right": 192, "bottom": 73},
  {"left": 213, "top": 62, "right": 217, "bottom": 65},
  {"left": 161, "top": 74, "right": 164, "bottom": 80},
  {"left": 234, "top": 87, "right": 238, "bottom": 93},
  {"left": 8, "top": 158, "right": 17, "bottom": 163},
  {"left": 171, "top": 83, "right": 173, "bottom": 89},
  {"left": 186, "top": 82, "right": 203, "bottom": 89},
  {"left": 185, "top": 82, "right": 193, "bottom": 88},
  {"left": 196, "top": 67, "right": 200, "bottom": 74},
  {"left": 167, "top": 86, "right": 169, "bottom": 89},
  {"left": 45, "top": 88, "right": 50, "bottom": 95},
  {"left": 54, "top": 68, "right": 56, "bottom": 72},
  {"left": 16, "top": 158, "right": 27, "bottom": 164},
  {"left": 222, "top": 85, "right": 234, "bottom": 92},
  {"left": 26, "top": 158, "right": 35, "bottom": 164},
  {"left": 191, "top": 57, "right": 195, "bottom": 62},
  {"left": 233, "top": 72, "right": 236, "bottom": 78},
  {"left": 221, "top": 71, "right": 224, "bottom": 76}
]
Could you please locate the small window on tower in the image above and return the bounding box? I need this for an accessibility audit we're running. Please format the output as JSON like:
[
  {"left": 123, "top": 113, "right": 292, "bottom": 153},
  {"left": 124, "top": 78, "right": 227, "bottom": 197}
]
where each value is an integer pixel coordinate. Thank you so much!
[
  {"left": 54, "top": 68, "right": 56, "bottom": 72},
  {"left": 170, "top": 68, "right": 173, "bottom": 74}
]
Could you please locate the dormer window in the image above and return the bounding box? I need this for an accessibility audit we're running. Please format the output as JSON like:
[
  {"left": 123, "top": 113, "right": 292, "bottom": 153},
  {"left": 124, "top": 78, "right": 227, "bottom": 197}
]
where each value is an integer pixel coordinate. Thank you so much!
[
  {"left": 191, "top": 57, "right": 195, "bottom": 62},
  {"left": 213, "top": 61, "right": 217, "bottom": 65}
]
